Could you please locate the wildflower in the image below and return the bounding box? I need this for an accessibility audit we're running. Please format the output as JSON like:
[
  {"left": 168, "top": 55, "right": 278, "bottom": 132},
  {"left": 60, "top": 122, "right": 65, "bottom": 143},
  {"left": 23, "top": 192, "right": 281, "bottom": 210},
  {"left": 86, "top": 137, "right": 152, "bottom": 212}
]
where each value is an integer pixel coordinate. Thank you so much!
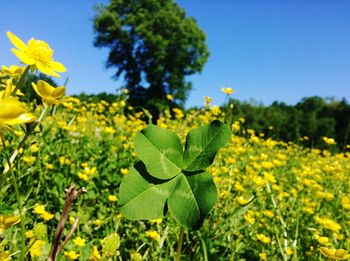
[
  {"left": 0, "top": 97, "right": 36, "bottom": 131},
  {"left": 73, "top": 236, "right": 86, "bottom": 247},
  {"left": 204, "top": 96, "right": 213, "bottom": 106},
  {"left": 0, "top": 215, "right": 20, "bottom": 235},
  {"left": 7, "top": 31, "right": 66, "bottom": 77},
  {"left": 220, "top": 87, "right": 234, "bottom": 95},
  {"left": 150, "top": 218, "right": 162, "bottom": 224},
  {"left": 41, "top": 211, "right": 54, "bottom": 221},
  {"left": 259, "top": 252, "right": 267, "bottom": 260},
  {"left": 33, "top": 205, "right": 46, "bottom": 215},
  {"left": 342, "top": 195, "right": 350, "bottom": 210},
  {"left": 93, "top": 219, "right": 103, "bottom": 226},
  {"left": 26, "top": 230, "right": 34, "bottom": 239},
  {"left": 236, "top": 196, "right": 250, "bottom": 206},
  {"left": 257, "top": 234, "right": 271, "bottom": 244},
  {"left": 77, "top": 172, "right": 89, "bottom": 181},
  {"left": 130, "top": 250, "right": 143, "bottom": 261},
  {"left": 145, "top": 230, "right": 160, "bottom": 241},
  {"left": 90, "top": 245, "right": 101, "bottom": 261},
  {"left": 30, "top": 240, "right": 46, "bottom": 258},
  {"left": 315, "top": 216, "right": 341, "bottom": 233},
  {"left": 120, "top": 168, "right": 128, "bottom": 175},
  {"left": 323, "top": 137, "right": 336, "bottom": 145},
  {"left": 108, "top": 195, "right": 118, "bottom": 202},
  {"left": 0, "top": 250, "right": 11, "bottom": 261},
  {"left": 64, "top": 250, "right": 80, "bottom": 260},
  {"left": 319, "top": 247, "right": 350, "bottom": 260},
  {"left": 32, "top": 80, "right": 66, "bottom": 105},
  {"left": 1, "top": 65, "right": 25, "bottom": 77},
  {"left": 166, "top": 94, "right": 173, "bottom": 101}
]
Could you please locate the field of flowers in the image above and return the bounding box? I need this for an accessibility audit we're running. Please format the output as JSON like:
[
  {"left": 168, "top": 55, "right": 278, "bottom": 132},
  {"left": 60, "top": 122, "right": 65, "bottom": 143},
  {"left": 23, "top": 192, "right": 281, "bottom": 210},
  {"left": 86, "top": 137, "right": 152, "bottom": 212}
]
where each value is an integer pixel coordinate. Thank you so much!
[{"left": 1, "top": 32, "right": 350, "bottom": 261}]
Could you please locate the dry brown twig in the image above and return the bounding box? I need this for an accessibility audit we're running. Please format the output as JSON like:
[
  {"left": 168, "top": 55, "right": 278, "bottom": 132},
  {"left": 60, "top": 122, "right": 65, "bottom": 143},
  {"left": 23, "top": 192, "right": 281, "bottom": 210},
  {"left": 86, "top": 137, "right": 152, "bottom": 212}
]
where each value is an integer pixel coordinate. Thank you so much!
[{"left": 47, "top": 184, "right": 86, "bottom": 261}]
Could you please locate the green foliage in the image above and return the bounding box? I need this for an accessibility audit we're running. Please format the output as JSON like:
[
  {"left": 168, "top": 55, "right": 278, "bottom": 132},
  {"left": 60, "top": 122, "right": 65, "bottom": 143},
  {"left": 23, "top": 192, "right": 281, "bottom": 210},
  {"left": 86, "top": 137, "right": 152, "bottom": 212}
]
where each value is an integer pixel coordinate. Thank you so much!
[
  {"left": 119, "top": 120, "right": 231, "bottom": 229},
  {"left": 93, "top": 0, "right": 209, "bottom": 113},
  {"left": 226, "top": 96, "right": 350, "bottom": 150}
]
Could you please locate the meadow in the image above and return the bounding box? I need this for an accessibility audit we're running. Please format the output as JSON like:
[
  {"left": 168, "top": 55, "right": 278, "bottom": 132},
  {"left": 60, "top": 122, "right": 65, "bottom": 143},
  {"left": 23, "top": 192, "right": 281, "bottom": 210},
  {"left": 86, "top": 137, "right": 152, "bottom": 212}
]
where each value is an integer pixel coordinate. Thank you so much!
[{"left": 1, "top": 32, "right": 350, "bottom": 261}]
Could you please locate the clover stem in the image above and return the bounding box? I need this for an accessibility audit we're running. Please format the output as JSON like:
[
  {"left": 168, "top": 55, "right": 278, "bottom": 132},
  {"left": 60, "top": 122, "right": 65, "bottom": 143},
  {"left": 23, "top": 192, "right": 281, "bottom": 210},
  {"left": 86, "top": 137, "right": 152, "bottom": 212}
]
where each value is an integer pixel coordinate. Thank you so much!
[{"left": 175, "top": 227, "right": 185, "bottom": 261}]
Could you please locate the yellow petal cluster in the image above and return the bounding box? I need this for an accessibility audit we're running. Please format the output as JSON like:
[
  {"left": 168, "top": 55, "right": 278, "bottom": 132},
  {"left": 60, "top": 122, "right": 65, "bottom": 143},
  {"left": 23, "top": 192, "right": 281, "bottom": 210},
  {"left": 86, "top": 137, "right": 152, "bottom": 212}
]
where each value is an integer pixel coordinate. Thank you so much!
[
  {"left": 221, "top": 87, "right": 234, "bottom": 95},
  {"left": 0, "top": 215, "right": 20, "bottom": 235},
  {"left": 32, "top": 80, "right": 66, "bottom": 105},
  {"left": 7, "top": 31, "right": 66, "bottom": 77},
  {"left": 0, "top": 97, "right": 36, "bottom": 130},
  {"left": 320, "top": 247, "right": 350, "bottom": 260}
]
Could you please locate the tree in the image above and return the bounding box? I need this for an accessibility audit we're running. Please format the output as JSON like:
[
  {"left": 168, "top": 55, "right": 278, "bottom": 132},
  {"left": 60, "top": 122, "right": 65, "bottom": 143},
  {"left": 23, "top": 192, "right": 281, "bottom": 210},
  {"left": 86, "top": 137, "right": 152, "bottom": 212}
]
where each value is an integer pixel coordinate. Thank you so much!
[{"left": 93, "top": 0, "right": 209, "bottom": 113}]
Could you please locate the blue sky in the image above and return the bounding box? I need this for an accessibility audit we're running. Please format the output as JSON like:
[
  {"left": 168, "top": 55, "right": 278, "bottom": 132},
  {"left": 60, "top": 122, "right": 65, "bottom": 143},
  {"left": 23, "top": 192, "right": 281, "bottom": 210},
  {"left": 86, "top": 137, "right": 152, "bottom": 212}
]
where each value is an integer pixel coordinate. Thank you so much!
[{"left": 0, "top": 0, "right": 349, "bottom": 108}]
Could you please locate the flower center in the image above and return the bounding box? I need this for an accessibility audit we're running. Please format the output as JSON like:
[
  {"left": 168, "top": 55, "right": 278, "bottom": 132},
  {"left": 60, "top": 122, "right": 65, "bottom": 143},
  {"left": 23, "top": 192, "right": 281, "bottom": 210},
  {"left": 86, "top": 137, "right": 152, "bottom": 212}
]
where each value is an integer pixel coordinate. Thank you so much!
[{"left": 28, "top": 39, "right": 54, "bottom": 63}]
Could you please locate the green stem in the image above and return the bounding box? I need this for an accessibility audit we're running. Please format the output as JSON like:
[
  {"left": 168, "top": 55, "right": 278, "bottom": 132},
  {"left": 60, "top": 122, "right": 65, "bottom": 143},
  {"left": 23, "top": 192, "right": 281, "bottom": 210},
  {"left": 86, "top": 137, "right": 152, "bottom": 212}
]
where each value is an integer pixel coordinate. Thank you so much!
[
  {"left": 197, "top": 231, "right": 208, "bottom": 261},
  {"left": 2, "top": 105, "right": 48, "bottom": 178},
  {"left": 0, "top": 133, "right": 25, "bottom": 261},
  {"left": 12, "top": 65, "right": 30, "bottom": 96},
  {"left": 175, "top": 227, "right": 184, "bottom": 261}
]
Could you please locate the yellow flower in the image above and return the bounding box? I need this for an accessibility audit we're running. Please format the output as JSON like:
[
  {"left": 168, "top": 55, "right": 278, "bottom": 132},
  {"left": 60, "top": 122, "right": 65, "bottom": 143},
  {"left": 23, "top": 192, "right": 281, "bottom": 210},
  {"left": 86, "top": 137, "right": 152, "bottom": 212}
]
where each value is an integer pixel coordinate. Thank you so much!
[
  {"left": 73, "top": 236, "right": 86, "bottom": 247},
  {"left": 41, "top": 211, "right": 54, "bottom": 221},
  {"left": 33, "top": 205, "right": 46, "bottom": 215},
  {"left": 108, "top": 195, "right": 118, "bottom": 202},
  {"left": 323, "top": 137, "right": 336, "bottom": 145},
  {"left": 0, "top": 97, "right": 36, "bottom": 130},
  {"left": 90, "top": 245, "right": 101, "bottom": 261},
  {"left": 220, "top": 87, "right": 234, "bottom": 95},
  {"left": 120, "top": 168, "right": 129, "bottom": 175},
  {"left": 30, "top": 240, "right": 46, "bottom": 258},
  {"left": 93, "top": 219, "right": 103, "bottom": 226},
  {"left": 259, "top": 252, "right": 267, "bottom": 260},
  {"left": 257, "top": 234, "right": 271, "bottom": 244},
  {"left": 166, "top": 94, "right": 173, "bottom": 101},
  {"left": 64, "top": 250, "right": 80, "bottom": 260},
  {"left": 319, "top": 247, "right": 350, "bottom": 260},
  {"left": 236, "top": 196, "right": 250, "bottom": 206},
  {"left": 204, "top": 96, "right": 213, "bottom": 106},
  {"left": 145, "top": 230, "right": 160, "bottom": 241},
  {"left": 0, "top": 215, "right": 20, "bottom": 235},
  {"left": 25, "top": 230, "right": 34, "bottom": 239},
  {"left": 0, "top": 250, "right": 11, "bottom": 261},
  {"left": 150, "top": 218, "right": 162, "bottom": 224},
  {"left": 1, "top": 65, "right": 25, "bottom": 77},
  {"left": 32, "top": 80, "right": 66, "bottom": 105},
  {"left": 7, "top": 31, "right": 66, "bottom": 77}
]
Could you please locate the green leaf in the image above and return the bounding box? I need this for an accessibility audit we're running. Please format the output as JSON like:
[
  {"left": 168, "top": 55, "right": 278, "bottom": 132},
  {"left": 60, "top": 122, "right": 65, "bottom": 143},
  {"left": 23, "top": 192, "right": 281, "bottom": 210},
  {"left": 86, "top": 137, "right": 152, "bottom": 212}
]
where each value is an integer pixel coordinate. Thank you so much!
[
  {"left": 119, "top": 161, "right": 180, "bottom": 220},
  {"left": 183, "top": 120, "right": 231, "bottom": 171},
  {"left": 168, "top": 171, "right": 217, "bottom": 229},
  {"left": 134, "top": 124, "right": 183, "bottom": 179}
]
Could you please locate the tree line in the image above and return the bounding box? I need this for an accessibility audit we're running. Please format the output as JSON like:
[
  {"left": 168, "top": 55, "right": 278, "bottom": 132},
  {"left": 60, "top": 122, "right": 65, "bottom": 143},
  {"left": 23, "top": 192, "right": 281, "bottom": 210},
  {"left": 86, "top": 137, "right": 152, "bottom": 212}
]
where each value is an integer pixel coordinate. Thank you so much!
[{"left": 226, "top": 96, "right": 350, "bottom": 151}]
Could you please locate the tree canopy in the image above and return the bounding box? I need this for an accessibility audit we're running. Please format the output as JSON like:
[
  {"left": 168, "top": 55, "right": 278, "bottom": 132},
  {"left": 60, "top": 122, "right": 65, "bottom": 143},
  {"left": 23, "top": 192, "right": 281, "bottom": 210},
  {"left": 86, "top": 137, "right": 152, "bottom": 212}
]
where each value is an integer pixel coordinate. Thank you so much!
[{"left": 93, "top": 0, "right": 209, "bottom": 113}]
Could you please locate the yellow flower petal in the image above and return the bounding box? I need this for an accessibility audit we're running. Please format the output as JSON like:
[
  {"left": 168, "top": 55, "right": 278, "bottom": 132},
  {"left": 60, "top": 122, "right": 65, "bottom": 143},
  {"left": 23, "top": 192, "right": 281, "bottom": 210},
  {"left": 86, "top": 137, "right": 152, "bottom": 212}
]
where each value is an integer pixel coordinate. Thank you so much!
[
  {"left": 51, "top": 86, "right": 66, "bottom": 98},
  {"left": 0, "top": 102, "right": 26, "bottom": 120},
  {"left": 35, "top": 63, "right": 60, "bottom": 78},
  {"left": 5, "top": 113, "right": 36, "bottom": 126},
  {"left": 50, "top": 61, "right": 67, "bottom": 72},
  {"left": 33, "top": 81, "right": 54, "bottom": 98},
  {"left": 7, "top": 31, "right": 28, "bottom": 50},
  {"left": 11, "top": 49, "right": 35, "bottom": 65}
]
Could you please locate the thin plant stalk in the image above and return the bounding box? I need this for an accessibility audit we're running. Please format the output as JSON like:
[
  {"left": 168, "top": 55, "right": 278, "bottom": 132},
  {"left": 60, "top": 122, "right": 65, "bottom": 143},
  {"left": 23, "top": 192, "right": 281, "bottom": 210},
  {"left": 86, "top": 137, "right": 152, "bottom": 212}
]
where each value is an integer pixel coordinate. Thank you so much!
[
  {"left": 12, "top": 65, "right": 30, "bottom": 96},
  {"left": 2, "top": 105, "right": 48, "bottom": 177},
  {"left": 175, "top": 227, "right": 185, "bottom": 261},
  {"left": 0, "top": 133, "right": 26, "bottom": 261}
]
